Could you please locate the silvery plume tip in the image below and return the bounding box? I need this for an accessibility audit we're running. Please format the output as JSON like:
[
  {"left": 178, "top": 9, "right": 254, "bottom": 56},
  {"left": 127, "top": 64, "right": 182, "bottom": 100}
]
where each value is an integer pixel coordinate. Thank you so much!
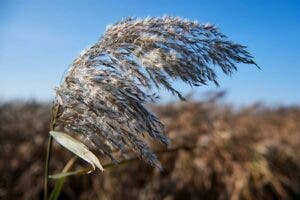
[{"left": 52, "top": 16, "right": 257, "bottom": 169}]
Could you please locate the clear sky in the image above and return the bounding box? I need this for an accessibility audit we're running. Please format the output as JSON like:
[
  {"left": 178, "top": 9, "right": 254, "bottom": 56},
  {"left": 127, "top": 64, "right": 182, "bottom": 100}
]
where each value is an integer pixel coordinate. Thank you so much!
[{"left": 0, "top": 0, "right": 299, "bottom": 105}]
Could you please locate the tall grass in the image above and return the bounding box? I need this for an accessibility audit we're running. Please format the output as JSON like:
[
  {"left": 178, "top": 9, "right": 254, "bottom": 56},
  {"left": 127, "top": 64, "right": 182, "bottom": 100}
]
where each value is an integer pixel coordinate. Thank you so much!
[{"left": 1, "top": 96, "right": 299, "bottom": 199}]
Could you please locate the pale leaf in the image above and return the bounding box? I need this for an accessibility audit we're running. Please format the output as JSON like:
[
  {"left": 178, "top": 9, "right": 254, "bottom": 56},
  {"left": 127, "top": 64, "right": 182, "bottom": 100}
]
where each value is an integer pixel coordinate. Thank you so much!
[{"left": 50, "top": 131, "right": 104, "bottom": 171}]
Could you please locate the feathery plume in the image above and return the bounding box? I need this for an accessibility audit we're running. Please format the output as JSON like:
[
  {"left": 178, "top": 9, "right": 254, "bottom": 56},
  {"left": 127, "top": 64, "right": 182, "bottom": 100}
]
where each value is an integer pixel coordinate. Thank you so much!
[{"left": 53, "top": 16, "right": 257, "bottom": 169}]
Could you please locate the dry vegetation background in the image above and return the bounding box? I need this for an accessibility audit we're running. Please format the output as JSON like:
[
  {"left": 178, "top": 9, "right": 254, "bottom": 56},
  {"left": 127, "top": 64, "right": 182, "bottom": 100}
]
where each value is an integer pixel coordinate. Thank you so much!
[{"left": 0, "top": 93, "right": 299, "bottom": 200}]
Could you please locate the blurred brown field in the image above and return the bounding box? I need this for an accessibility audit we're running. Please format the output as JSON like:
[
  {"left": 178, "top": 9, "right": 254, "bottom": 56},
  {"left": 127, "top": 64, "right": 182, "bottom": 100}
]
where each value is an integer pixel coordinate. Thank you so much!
[{"left": 0, "top": 93, "right": 299, "bottom": 200}]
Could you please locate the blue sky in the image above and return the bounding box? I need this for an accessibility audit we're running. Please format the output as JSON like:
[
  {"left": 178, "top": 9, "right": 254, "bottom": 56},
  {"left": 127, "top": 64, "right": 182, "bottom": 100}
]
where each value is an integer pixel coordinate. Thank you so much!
[{"left": 0, "top": 0, "right": 299, "bottom": 105}]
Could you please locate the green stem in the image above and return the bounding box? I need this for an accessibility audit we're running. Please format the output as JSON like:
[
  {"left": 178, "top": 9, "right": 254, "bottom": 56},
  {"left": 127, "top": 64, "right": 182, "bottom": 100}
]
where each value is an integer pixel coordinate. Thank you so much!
[
  {"left": 44, "top": 135, "right": 53, "bottom": 200},
  {"left": 44, "top": 102, "right": 59, "bottom": 199},
  {"left": 49, "top": 158, "right": 76, "bottom": 200}
]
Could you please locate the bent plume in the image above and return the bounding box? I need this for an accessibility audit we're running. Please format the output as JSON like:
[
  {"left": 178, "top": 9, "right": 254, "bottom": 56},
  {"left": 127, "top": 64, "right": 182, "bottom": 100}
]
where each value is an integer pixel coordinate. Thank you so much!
[{"left": 54, "top": 16, "right": 257, "bottom": 169}]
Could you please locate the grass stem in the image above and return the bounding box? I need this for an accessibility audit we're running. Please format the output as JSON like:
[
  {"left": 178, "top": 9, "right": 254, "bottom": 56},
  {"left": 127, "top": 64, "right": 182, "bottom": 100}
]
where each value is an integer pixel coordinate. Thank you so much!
[{"left": 44, "top": 135, "right": 53, "bottom": 200}]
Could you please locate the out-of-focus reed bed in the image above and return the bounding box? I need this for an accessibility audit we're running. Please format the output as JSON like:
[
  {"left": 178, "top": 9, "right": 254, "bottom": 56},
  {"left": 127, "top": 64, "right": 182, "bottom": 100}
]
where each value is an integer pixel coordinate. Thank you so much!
[{"left": 0, "top": 94, "right": 299, "bottom": 200}]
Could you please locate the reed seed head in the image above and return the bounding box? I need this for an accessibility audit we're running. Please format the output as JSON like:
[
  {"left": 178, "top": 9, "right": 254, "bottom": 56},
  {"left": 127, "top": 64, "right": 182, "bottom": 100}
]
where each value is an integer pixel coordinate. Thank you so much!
[{"left": 53, "top": 16, "right": 257, "bottom": 169}]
